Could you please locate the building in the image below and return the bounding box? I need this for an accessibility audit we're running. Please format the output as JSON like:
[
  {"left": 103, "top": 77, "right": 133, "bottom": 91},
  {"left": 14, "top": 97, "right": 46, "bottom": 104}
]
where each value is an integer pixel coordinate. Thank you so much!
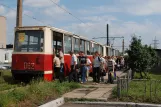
[
  {"left": 0, "top": 48, "right": 13, "bottom": 63},
  {"left": 0, "top": 16, "right": 6, "bottom": 48},
  {"left": 0, "top": 16, "right": 13, "bottom": 63},
  {"left": 151, "top": 49, "right": 161, "bottom": 72}
]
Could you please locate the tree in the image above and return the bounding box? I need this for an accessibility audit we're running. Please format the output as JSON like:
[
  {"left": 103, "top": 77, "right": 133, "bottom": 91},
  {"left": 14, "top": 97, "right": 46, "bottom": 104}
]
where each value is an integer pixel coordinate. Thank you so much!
[{"left": 127, "top": 36, "right": 158, "bottom": 79}]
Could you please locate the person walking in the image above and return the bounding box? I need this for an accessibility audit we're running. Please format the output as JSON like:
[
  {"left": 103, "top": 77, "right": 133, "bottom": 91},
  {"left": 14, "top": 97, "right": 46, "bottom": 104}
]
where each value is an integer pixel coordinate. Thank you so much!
[
  {"left": 100, "top": 55, "right": 106, "bottom": 82},
  {"left": 106, "top": 56, "right": 115, "bottom": 84},
  {"left": 53, "top": 54, "right": 63, "bottom": 83},
  {"left": 78, "top": 51, "right": 87, "bottom": 84},
  {"left": 58, "top": 49, "right": 64, "bottom": 73},
  {"left": 58, "top": 49, "right": 65, "bottom": 82},
  {"left": 93, "top": 51, "right": 102, "bottom": 84},
  {"left": 112, "top": 56, "right": 117, "bottom": 80},
  {"left": 69, "top": 51, "right": 78, "bottom": 82}
]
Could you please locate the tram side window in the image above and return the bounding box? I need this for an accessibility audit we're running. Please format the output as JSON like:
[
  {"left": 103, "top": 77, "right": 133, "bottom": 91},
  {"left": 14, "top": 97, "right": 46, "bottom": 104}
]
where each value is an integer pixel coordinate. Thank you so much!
[
  {"left": 99, "top": 45, "right": 103, "bottom": 55},
  {"left": 85, "top": 41, "right": 90, "bottom": 55},
  {"left": 94, "top": 44, "right": 99, "bottom": 53},
  {"left": 90, "top": 43, "right": 94, "bottom": 55},
  {"left": 73, "top": 38, "right": 79, "bottom": 54},
  {"left": 64, "top": 35, "right": 72, "bottom": 54},
  {"left": 80, "top": 39, "right": 85, "bottom": 53}
]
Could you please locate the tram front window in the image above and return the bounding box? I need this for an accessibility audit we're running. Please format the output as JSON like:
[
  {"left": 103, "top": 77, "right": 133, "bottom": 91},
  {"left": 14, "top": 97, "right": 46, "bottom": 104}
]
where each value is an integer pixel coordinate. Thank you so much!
[{"left": 14, "top": 30, "right": 44, "bottom": 52}]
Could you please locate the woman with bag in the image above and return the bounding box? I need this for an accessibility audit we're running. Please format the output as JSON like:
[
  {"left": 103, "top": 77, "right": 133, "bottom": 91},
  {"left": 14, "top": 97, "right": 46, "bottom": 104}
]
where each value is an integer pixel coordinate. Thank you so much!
[
  {"left": 100, "top": 55, "right": 106, "bottom": 82},
  {"left": 106, "top": 56, "right": 115, "bottom": 84}
]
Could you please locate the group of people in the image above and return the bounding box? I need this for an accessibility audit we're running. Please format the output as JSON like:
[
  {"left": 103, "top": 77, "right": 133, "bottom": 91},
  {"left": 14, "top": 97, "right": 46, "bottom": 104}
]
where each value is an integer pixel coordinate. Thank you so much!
[{"left": 53, "top": 49, "right": 125, "bottom": 84}]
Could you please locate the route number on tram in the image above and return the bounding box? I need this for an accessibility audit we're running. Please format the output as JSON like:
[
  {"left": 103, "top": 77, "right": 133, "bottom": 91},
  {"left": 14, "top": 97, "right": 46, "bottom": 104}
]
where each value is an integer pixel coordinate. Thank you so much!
[{"left": 24, "top": 62, "right": 35, "bottom": 70}]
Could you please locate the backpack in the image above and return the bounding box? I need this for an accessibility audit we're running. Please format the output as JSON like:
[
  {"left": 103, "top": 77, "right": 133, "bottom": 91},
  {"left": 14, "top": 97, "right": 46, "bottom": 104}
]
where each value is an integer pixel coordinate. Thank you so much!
[
  {"left": 98, "top": 57, "right": 101, "bottom": 62},
  {"left": 108, "top": 60, "right": 113, "bottom": 71}
]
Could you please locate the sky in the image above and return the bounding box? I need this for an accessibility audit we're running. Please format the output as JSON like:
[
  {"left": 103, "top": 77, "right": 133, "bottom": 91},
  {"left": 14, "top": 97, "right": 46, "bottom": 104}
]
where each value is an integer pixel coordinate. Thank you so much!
[{"left": 0, "top": 0, "right": 161, "bottom": 51}]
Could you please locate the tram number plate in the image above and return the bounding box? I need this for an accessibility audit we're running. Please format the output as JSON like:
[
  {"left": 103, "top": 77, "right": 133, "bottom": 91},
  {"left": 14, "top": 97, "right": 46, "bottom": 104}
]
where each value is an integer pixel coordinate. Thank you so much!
[{"left": 24, "top": 62, "right": 35, "bottom": 70}]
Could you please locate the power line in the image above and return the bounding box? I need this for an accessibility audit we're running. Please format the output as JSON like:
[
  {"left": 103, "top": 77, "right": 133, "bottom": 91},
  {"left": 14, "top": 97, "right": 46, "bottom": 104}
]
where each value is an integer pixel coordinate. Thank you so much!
[
  {"left": 49, "top": 0, "right": 106, "bottom": 36},
  {"left": 0, "top": 3, "right": 51, "bottom": 26}
]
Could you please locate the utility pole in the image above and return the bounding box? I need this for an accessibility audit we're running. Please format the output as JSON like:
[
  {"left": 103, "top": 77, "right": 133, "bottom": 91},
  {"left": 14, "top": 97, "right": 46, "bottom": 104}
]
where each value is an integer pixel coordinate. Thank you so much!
[
  {"left": 16, "top": 0, "right": 23, "bottom": 27},
  {"left": 152, "top": 36, "right": 159, "bottom": 49},
  {"left": 107, "top": 24, "right": 109, "bottom": 46},
  {"left": 122, "top": 38, "right": 124, "bottom": 55}
]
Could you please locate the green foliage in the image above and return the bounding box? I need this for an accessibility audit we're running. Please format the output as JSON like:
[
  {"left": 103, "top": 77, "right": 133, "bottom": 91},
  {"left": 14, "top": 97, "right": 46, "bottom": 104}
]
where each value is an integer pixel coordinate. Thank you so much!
[
  {"left": 127, "top": 36, "right": 159, "bottom": 78},
  {"left": 119, "top": 80, "right": 161, "bottom": 103},
  {"left": 0, "top": 80, "right": 81, "bottom": 107}
]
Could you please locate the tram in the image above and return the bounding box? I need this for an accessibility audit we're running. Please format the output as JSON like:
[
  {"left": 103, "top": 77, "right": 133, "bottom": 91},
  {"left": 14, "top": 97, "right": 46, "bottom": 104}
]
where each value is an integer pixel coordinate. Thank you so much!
[{"left": 11, "top": 26, "right": 118, "bottom": 81}]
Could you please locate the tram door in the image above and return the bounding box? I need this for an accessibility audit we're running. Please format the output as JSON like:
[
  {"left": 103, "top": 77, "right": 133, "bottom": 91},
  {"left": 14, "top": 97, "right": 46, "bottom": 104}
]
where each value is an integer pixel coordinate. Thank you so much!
[
  {"left": 53, "top": 32, "right": 63, "bottom": 55},
  {"left": 52, "top": 31, "right": 63, "bottom": 78}
]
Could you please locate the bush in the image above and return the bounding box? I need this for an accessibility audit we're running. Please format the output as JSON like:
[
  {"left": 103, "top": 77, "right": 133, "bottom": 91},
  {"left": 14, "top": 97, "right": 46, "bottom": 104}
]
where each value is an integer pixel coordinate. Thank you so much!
[{"left": 127, "top": 36, "right": 159, "bottom": 79}]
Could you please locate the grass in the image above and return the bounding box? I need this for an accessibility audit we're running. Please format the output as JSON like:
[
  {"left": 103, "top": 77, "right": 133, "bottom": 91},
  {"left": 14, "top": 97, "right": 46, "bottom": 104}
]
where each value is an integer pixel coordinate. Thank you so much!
[
  {"left": 0, "top": 70, "right": 81, "bottom": 107},
  {"left": 0, "top": 70, "right": 21, "bottom": 92},
  {"left": 112, "top": 71, "right": 161, "bottom": 104}
]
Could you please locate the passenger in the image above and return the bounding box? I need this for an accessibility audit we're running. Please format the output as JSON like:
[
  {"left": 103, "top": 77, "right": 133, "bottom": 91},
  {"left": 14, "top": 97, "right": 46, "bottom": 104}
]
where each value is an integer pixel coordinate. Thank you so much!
[
  {"left": 78, "top": 51, "right": 87, "bottom": 84},
  {"left": 92, "top": 55, "right": 96, "bottom": 77},
  {"left": 40, "top": 43, "right": 43, "bottom": 52},
  {"left": 116, "top": 56, "right": 121, "bottom": 70},
  {"left": 120, "top": 56, "right": 125, "bottom": 69},
  {"left": 100, "top": 55, "right": 106, "bottom": 82},
  {"left": 106, "top": 56, "right": 115, "bottom": 84},
  {"left": 93, "top": 51, "right": 102, "bottom": 84},
  {"left": 69, "top": 51, "right": 78, "bottom": 82},
  {"left": 86, "top": 57, "right": 91, "bottom": 82},
  {"left": 58, "top": 49, "right": 64, "bottom": 73},
  {"left": 58, "top": 49, "right": 65, "bottom": 82},
  {"left": 112, "top": 56, "right": 117, "bottom": 80},
  {"left": 53, "top": 53, "right": 62, "bottom": 83}
]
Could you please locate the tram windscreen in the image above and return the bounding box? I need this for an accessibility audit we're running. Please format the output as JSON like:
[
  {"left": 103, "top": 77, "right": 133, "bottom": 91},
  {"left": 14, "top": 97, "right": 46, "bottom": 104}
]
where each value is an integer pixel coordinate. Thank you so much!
[{"left": 14, "top": 30, "right": 44, "bottom": 52}]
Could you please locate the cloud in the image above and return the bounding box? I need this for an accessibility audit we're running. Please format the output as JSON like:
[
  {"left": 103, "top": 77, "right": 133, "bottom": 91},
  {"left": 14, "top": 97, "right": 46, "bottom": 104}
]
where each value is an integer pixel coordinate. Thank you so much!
[
  {"left": 78, "top": 6, "right": 121, "bottom": 15},
  {"left": 5, "top": 10, "right": 16, "bottom": 19},
  {"left": 0, "top": 5, "right": 5, "bottom": 14},
  {"left": 121, "top": 0, "right": 161, "bottom": 16},
  {"left": 79, "top": 0, "right": 161, "bottom": 16},
  {"left": 23, "top": 10, "right": 33, "bottom": 16},
  {"left": 63, "top": 15, "right": 161, "bottom": 50},
  {"left": 82, "top": 15, "right": 118, "bottom": 23},
  {"left": 3, "top": 0, "right": 161, "bottom": 51},
  {"left": 24, "top": 0, "right": 60, "bottom": 7},
  {"left": 44, "top": 5, "right": 66, "bottom": 16}
]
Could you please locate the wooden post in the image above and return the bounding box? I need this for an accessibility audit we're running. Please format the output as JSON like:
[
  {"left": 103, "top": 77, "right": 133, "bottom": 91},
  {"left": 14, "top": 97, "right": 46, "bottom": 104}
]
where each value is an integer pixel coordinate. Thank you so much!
[
  {"left": 16, "top": 0, "right": 23, "bottom": 27},
  {"left": 117, "top": 77, "right": 121, "bottom": 98},
  {"left": 155, "top": 80, "right": 157, "bottom": 98},
  {"left": 150, "top": 80, "right": 152, "bottom": 100},
  {"left": 144, "top": 80, "right": 146, "bottom": 100},
  {"left": 127, "top": 76, "right": 129, "bottom": 96},
  {"left": 0, "top": 71, "right": 2, "bottom": 77}
]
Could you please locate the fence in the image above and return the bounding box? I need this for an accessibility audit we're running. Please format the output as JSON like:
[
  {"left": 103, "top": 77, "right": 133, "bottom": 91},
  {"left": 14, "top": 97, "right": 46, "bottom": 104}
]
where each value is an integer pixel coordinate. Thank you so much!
[{"left": 117, "top": 70, "right": 161, "bottom": 101}]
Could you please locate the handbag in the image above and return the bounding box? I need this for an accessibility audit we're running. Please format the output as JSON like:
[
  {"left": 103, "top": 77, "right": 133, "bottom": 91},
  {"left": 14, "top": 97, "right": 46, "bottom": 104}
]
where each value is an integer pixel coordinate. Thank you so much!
[{"left": 102, "top": 70, "right": 106, "bottom": 76}]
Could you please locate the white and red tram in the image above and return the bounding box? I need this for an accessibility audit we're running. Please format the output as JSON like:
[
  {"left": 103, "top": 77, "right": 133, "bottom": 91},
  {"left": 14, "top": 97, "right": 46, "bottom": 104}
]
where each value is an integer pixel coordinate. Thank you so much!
[{"left": 11, "top": 26, "right": 117, "bottom": 81}]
